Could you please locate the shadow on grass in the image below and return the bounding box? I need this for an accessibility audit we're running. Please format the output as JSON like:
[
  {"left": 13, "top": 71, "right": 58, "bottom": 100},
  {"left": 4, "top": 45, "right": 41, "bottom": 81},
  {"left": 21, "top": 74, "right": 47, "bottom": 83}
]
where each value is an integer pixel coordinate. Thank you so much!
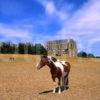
[
  {"left": 39, "top": 90, "right": 53, "bottom": 94},
  {"left": 39, "top": 86, "right": 69, "bottom": 95}
]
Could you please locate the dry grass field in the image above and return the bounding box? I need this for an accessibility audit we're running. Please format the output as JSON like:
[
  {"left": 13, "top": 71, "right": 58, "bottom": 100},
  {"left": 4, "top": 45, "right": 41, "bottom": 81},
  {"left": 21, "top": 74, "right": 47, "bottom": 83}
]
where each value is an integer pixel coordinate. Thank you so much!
[{"left": 0, "top": 54, "right": 100, "bottom": 100}]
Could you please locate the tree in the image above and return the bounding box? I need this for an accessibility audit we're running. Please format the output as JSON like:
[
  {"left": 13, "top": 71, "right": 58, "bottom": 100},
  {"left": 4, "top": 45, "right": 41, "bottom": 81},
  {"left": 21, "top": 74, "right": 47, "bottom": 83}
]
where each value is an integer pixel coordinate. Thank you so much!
[
  {"left": 0, "top": 42, "right": 13, "bottom": 54},
  {"left": 87, "top": 53, "right": 95, "bottom": 58},
  {"left": 0, "top": 42, "right": 47, "bottom": 55},
  {"left": 33, "top": 44, "right": 47, "bottom": 55},
  {"left": 77, "top": 51, "right": 87, "bottom": 57},
  {"left": 26, "top": 43, "right": 34, "bottom": 54},
  {"left": 18, "top": 43, "right": 25, "bottom": 54}
]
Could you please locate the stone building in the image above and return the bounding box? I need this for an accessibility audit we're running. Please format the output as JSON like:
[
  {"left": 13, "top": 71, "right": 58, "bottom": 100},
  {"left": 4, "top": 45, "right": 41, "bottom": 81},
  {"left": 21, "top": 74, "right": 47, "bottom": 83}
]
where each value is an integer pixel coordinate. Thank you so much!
[{"left": 45, "top": 39, "right": 77, "bottom": 57}]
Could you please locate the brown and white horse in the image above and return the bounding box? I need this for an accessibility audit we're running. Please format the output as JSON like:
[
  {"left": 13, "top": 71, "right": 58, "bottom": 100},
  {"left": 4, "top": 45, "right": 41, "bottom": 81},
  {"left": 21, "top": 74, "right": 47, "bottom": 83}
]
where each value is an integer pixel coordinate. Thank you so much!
[{"left": 36, "top": 55, "right": 71, "bottom": 94}]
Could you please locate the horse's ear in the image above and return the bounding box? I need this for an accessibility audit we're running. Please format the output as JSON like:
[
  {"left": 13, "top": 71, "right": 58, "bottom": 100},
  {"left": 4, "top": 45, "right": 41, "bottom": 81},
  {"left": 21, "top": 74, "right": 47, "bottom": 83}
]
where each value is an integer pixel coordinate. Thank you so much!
[
  {"left": 51, "top": 57, "right": 57, "bottom": 62},
  {"left": 41, "top": 55, "right": 47, "bottom": 58}
]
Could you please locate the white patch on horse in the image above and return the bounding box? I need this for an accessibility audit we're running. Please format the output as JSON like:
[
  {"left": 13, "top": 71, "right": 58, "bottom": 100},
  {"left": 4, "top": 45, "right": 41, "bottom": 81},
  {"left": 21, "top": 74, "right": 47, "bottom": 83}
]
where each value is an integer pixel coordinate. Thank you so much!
[
  {"left": 47, "top": 56, "right": 67, "bottom": 77},
  {"left": 54, "top": 61, "right": 67, "bottom": 77},
  {"left": 60, "top": 61, "right": 66, "bottom": 65},
  {"left": 54, "top": 61, "right": 64, "bottom": 72},
  {"left": 61, "top": 61, "right": 68, "bottom": 76}
]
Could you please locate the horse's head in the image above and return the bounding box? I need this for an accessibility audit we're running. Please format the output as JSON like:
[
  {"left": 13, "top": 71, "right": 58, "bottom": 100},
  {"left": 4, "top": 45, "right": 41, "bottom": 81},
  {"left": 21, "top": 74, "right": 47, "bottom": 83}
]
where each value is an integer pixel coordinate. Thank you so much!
[{"left": 36, "top": 55, "right": 50, "bottom": 70}]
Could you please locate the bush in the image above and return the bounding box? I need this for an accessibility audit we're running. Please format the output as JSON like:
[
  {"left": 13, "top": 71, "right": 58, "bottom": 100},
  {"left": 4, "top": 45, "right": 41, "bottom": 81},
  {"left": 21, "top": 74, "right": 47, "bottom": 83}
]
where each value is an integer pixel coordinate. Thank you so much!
[
  {"left": 77, "top": 51, "right": 87, "bottom": 57},
  {"left": 87, "top": 53, "right": 95, "bottom": 58}
]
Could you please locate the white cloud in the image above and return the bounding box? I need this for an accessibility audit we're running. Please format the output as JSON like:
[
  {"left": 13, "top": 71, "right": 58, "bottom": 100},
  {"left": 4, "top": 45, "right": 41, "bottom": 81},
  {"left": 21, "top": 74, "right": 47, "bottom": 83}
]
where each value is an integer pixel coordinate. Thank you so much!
[
  {"left": 37, "top": 0, "right": 69, "bottom": 21},
  {"left": 0, "top": 0, "right": 100, "bottom": 54},
  {"left": 56, "top": 0, "right": 100, "bottom": 51},
  {"left": 0, "top": 23, "right": 33, "bottom": 42},
  {"left": 45, "top": 1, "right": 56, "bottom": 15},
  {"left": 37, "top": 0, "right": 100, "bottom": 53}
]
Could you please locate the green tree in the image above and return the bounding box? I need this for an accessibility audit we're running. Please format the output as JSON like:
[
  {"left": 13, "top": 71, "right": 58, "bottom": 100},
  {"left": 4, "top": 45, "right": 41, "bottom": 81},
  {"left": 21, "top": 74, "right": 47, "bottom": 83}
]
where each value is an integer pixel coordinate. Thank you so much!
[
  {"left": 33, "top": 44, "right": 47, "bottom": 55},
  {"left": 0, "top": 42, "right": 13, "bottom": 54},
  {"left": 18, "top": 43, "right": 25, "bottom": 54},
  {"left": 87, "top": 53, "right": 95, "bottom": 58},
  {"left": 26, "top": 43, "right": 34, "bottom": 54},
  {"left": 0, "top": 42, "right": 47, "bottom": 55},
  {"left": 77, "top": 51, "right": 87, "bottom": 58}
]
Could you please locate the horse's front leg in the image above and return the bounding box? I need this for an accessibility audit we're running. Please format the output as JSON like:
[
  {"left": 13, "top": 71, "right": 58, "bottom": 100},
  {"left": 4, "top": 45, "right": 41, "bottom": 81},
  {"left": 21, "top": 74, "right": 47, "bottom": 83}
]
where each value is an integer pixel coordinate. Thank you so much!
[
  {"left": 58, "top": 78, "right": 61, "bottom": 94},
  {"left": 52, "top": 77, "right": 56, "bottom": 94}
]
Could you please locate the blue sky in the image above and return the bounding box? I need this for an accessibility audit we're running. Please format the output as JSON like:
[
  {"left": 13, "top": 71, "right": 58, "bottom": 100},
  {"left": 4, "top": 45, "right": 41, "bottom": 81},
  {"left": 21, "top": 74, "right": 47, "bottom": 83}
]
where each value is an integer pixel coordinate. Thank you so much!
[{"left": 0, "top": 0, "right": 100, "bottom": 56}]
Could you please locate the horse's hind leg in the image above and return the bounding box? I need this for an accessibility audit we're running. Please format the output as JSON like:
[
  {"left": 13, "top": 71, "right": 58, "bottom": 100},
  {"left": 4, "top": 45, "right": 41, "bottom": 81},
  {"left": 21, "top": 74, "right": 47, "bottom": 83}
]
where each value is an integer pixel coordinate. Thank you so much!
[
  {"left": 62, "top": 76, "right": 65, "bottom": 89},
  {"left": 66, "top": 77, "right": 69, "bottom": 86},
  {"left": 64, "top": 75, "right": 69, "bottom": 89}
]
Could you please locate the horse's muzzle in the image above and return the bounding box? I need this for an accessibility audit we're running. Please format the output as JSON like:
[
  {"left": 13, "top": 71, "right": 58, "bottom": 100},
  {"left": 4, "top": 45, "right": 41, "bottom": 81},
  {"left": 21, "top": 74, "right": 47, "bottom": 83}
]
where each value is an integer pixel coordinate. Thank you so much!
[
  {"left": 36, "top": 65, "right": 40, "bottom": 70},
  {"left": 37, "top": 67, "right": 40, "bottom": 70}
]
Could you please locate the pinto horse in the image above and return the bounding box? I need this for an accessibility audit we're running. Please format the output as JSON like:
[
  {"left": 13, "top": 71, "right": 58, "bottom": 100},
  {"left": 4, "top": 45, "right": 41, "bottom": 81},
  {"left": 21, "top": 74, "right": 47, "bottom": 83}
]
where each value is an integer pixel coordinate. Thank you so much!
[{"left": 36, "top": 55, "right": 71, "bottom": 94}]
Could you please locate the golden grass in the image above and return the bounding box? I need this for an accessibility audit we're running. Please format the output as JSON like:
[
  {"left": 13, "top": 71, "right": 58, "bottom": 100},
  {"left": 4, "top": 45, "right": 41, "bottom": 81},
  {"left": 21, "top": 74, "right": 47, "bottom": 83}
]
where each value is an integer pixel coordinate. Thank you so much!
[{"left": 0, "top": 54, "right": 100, "bottom": 100}]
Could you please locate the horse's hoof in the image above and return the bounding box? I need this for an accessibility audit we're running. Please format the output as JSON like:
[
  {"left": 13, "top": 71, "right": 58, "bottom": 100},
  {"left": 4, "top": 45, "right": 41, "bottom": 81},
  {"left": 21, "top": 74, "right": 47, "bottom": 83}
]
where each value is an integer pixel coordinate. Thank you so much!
[
  {"left": 58, "top": 90, "right": 61, "bottom": 94},
  {"left": 53, "top": 92, "right": 55, "bottom": 94},
  {"left": 53, "top": 90, "right": 56, "bottom": 94}
]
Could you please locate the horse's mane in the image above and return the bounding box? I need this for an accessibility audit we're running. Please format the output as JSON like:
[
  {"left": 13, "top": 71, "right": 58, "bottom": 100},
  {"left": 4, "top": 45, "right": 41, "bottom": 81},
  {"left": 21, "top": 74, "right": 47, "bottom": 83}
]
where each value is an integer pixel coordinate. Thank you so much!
[
  {"left": 41, "top": 55, "right": 47, "bottom": 58},
  {"left": 41, "top": 55, "right": 57, "bottom": 63}
]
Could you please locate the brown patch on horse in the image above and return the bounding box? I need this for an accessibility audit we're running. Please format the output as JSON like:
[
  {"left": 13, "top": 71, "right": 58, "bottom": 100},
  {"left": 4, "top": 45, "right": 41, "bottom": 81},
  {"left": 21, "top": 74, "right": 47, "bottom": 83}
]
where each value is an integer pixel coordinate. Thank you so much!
[
  {"left": 51, "top": 67, "right": 62, "bottom": 86},
  {"left": 49, "top": 61, "right": 62, "bottom": 79},
  {"left": 63, "top": 62, "right": 71, "bottom": 74}
]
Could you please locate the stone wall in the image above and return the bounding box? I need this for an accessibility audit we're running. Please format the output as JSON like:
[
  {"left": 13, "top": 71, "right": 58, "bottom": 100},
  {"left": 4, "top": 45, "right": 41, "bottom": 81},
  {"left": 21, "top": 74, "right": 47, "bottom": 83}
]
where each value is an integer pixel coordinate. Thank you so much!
[{"left": 45, "top": 39, "right": 77, "bottom": 57}]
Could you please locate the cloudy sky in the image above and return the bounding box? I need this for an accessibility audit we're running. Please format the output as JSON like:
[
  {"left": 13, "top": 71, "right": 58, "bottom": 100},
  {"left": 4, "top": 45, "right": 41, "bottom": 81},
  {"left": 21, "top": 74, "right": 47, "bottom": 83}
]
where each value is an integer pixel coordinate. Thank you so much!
[{"left": 0, "top": 0, "right": 100, "bottom": 56}]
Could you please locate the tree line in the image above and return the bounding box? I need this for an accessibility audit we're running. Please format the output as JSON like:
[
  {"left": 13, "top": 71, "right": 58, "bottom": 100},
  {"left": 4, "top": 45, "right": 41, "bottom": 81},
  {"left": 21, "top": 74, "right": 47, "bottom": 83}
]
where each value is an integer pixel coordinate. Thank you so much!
[
  {"left": 0, "top": 42, "right": 98, "bottom": 58},
  {"left": 77, "top": 51, "right": 100, "bottom": 58},
  {"left": 0, "top": 42, "right": 47, "bottom": 55},
  {"left": 77, "top": 51, "right": 95, "bottom": 58}
]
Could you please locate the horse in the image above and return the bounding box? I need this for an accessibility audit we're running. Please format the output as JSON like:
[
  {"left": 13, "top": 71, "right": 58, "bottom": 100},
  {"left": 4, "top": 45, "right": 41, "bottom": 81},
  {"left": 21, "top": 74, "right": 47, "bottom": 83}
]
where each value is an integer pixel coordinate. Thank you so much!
[
  {"left": 9, "top": 57, "right": 14, "bottom": 61},
  {"left": 36, "top": 55, "right": 71, "bottom": 94}
]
